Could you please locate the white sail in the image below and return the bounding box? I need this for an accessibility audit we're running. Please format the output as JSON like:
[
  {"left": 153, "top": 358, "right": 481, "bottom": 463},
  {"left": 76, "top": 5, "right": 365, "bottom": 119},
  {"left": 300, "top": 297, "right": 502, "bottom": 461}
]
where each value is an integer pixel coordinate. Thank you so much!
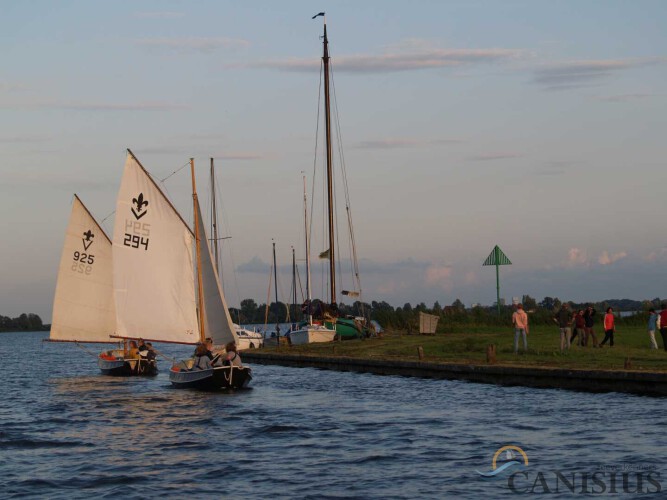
[
  {"left": 50, "top": 195, "right": 115, "bottom": 342},
  {"left": 195, "top": 198, "right": 238, "bottom": 346},
  {"left": 112, "top": 152, "right": 199, "bottom": 343}
]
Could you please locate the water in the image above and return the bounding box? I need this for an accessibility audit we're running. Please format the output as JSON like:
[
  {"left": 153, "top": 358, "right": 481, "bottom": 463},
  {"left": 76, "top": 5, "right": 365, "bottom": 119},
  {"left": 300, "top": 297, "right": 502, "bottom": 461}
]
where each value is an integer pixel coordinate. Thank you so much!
[{"left": 1, "top": 331, "right": 665, "bottom": 498}]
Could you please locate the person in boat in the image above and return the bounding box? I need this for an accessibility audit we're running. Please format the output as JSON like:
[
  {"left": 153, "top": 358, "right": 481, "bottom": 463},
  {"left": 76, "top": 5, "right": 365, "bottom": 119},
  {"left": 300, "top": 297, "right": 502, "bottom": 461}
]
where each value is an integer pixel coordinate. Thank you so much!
[
  {"left": 204, "top": 337, "right": 215, "bottom": 359},
  {"left": 223, "top": 342, "right": 242, "bottom": 368},
  {"left": 144, "top": 342, "right": 157, "bottom": 362},
  {"left": 126, "top": 340, "right": 140, "bottom": 359},
  {"left": 137, "top": 338, "right": 148, "bottom": 352},
  {"left": 192, "top": 343, "right": 213, "bottom": 370}
]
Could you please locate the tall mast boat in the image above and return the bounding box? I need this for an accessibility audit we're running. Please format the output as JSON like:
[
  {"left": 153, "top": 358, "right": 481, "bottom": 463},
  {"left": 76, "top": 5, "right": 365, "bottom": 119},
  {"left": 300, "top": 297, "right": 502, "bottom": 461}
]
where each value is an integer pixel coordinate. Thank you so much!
[{"left": 309, "top": 13, "right": 371, "bottom": 340}]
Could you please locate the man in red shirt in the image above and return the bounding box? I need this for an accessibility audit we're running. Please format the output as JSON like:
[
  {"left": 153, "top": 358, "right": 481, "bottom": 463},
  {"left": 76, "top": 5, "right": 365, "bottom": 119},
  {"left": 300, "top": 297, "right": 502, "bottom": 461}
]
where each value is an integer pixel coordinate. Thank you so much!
[
  {"left": 512, "top": 304, "right": 529, "bottom": 354},
  {"left": 657, "top": 304, "right": 667, "bottom": 351}
]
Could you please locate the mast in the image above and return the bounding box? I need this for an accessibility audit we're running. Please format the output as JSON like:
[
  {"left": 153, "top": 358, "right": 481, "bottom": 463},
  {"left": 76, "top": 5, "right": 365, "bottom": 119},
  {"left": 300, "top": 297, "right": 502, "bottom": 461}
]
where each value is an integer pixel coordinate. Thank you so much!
[
  {"left": 291, "top": 246, "right": 297, "bottom": 323},
  {"left": 321, "top": 15, "right": 336, "bottom": 305},
  {"left": 210, "top": 158, "right": 220, "bottom": 274},
  {"left": 272, "top": 239, "right": 279, "bottom": 336},
  {"left": 303, "top": 174, "right": 313, "bottom": 325},
  {"left": 191, "top": 158, "right": 206, "bottom": 343}
]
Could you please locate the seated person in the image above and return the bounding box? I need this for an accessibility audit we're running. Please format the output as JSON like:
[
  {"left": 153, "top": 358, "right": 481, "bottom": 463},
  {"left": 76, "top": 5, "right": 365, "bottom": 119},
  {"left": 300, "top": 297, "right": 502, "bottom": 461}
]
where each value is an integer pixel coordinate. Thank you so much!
[
  {"left": 144, "top": 342, "right": 157, "bottom": 362},
  {"left": 137, "top": 338, "right": 147, "bottom": 352},
  {"left": 224, "top": 342, "right": 243, "bottom": 367},
  {"left": 192, "top": 343, "right": 213, "bottom": 370},
  {"left": 126, "top": 340, "right": 140, "bottom": 359},
  {"left": 204, "top": 337, "right": 215, "bottom": 359}
]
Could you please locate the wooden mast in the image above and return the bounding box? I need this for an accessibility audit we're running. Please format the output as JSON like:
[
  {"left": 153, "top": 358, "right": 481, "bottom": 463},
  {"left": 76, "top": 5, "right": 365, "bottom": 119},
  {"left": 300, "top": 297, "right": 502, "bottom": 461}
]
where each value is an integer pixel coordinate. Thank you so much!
[
  {"left": 191, "top": 158, "right": 206, "bottom": 343},
  {"left": 303, "top": 174, "right": 313, "bottom": 325},
  {"left": 322, "top": 16, "right": 336, "bottom": 305}
]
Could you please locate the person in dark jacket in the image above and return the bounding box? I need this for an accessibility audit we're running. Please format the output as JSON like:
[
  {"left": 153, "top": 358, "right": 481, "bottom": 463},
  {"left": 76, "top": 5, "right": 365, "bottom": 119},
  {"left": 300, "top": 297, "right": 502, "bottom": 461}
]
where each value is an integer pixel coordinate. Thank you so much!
[
  {"left": 583, "top": 306, "right": 597, "bottom": 347},
  {"left": 553, "top": 303, "right": 572, "bottom": 351}
]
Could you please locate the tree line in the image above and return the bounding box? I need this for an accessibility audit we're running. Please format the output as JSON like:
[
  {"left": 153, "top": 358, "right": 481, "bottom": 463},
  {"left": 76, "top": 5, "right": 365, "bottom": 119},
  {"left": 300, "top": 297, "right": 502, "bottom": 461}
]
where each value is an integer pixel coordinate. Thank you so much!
[
  {"left": 0, "top": 313, "right": 46, "bottom": 332},
  {"left": 230, "top": 296, "right": 662, "bottom": 331}
]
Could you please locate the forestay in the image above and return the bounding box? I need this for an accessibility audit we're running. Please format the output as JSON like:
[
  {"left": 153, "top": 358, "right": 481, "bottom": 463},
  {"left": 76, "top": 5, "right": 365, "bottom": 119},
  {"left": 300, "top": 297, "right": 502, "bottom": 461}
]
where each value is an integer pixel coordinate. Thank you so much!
[
  {"left": 112, "top": 152, "right": 199, "bottom": 344},
  {"left": 51, "top": 195, "right": 116, "bottom": 342},
  {"left": 195, "top": 198, "right": 238, "bottom": 346}
]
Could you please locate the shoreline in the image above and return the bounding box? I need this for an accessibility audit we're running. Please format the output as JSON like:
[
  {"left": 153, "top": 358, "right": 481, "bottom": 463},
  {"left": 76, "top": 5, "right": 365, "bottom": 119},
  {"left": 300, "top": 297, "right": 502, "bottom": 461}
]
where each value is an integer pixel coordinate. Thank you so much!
[{"left": 243, "top": 351, "right": 667, "bottom": 397}]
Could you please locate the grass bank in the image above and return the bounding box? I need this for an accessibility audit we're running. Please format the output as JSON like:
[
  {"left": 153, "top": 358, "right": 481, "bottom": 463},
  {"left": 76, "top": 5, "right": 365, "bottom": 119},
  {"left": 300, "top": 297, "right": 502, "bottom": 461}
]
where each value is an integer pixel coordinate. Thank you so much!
[{"left": 262, "top": 325, "right": 666, "bottom": 372}]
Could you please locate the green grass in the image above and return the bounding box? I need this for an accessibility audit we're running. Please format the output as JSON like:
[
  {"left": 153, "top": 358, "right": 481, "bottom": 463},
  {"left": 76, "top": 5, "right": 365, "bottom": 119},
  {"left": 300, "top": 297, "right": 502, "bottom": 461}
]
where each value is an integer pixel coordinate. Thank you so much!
[{"left": 265, "top": 325, "right": 667, "bottom": 371}]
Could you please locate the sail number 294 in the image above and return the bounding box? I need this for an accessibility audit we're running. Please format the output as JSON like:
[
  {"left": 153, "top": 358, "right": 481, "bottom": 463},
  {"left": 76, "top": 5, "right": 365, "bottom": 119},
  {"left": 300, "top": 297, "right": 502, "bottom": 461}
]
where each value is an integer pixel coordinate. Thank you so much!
[{"left": 124, "top": 220, "right": 150, "bottom": 251}]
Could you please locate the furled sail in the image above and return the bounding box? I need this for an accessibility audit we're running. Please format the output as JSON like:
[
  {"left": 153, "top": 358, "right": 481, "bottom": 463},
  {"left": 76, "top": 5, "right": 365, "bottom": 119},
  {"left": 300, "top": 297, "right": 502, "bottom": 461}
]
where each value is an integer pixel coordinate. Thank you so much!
[
  {"left": 50, "top": 195, "right": 115, "bottom": 342},
  {"left": 112, "top": 151, "right": 199, "bottom": 343},
  {"left": 195, "top": 198, "right": 238, "bottom": 346}
]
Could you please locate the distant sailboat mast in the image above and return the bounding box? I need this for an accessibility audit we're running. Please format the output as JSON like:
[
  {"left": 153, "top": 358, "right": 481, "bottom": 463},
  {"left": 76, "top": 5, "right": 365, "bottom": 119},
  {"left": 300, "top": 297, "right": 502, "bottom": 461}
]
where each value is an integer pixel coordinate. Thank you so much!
[{"left": 321, "top": 14, "right": 336, "bottom": 305}]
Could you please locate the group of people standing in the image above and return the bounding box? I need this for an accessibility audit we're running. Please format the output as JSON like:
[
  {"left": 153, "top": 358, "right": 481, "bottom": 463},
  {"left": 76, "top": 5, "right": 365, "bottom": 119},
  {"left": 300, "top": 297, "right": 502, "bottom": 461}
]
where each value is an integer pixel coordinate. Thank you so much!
[
  {"left": 553, "top": 303, "right": 615, "bottom": 350},
  {"left": 647, "top": 307, "right": 667, "bottom": 351},
  {"left": 511, "top": 302, "right": 667, "bottom": 354}
]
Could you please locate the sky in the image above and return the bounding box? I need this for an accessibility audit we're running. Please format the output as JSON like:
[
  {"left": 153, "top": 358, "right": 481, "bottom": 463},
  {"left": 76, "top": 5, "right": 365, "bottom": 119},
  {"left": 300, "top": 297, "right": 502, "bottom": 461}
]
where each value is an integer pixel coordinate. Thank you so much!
[{"left": 1, "top": 1, "right": 666, "bottom": 322}]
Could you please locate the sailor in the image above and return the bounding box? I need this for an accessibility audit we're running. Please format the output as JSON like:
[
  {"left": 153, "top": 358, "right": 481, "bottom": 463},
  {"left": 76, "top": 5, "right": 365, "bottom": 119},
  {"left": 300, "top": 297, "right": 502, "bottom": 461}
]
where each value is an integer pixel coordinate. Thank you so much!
[
  {"left": 192, "top": 343, "right": 213, "bottom": 370},
  {"left": 224, "top": 342, "right": 243, "bottom": 367}
]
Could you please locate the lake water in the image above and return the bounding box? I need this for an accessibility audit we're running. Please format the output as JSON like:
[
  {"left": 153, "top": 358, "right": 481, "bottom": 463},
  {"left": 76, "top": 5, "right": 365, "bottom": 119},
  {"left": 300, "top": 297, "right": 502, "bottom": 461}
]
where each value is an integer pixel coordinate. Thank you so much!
[{"left": 1, "top": 331, "right": 664, "bottom": 498}]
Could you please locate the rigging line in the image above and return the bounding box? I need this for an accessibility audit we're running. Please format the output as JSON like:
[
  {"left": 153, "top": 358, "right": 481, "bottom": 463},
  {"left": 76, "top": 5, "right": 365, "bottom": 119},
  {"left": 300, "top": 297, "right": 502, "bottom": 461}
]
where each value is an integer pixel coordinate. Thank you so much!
[
  {"left": 99, "top": 210, "right": 116, "bottom": 225},
  {"left": 152, "top": 347, "right": 177, "bottom": 364},
  {"left": 331, "top": 61, "right": 363, "bottom": 306},
  {"left": 74, "top": 342, "right": 101, "bottom": 358},
  {"left": 309, "top": 59, "right": 323, "bottom": 263},
  {"left": 160, "top": 161, "right": 191, "bottom": 183}
]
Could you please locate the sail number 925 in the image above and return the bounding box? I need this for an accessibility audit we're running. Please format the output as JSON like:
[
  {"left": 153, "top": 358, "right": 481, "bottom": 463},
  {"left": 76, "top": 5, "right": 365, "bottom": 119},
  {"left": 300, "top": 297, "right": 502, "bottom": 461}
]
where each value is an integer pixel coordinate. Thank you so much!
[
  {"left": 124, "top": 234, "right": 149, "bottom": 250},
  {"left": 71, "top": 252, "right": 94, "bottom": 275}
]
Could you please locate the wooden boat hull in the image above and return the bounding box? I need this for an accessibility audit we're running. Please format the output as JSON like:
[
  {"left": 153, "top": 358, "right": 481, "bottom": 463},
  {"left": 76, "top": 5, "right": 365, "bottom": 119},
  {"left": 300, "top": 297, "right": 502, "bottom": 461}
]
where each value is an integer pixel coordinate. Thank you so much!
[
  {"left": 169, "top": 365, "right": 252, "bottom": 390},
  {"left": 98, "top": 357, "right": 158, "bottom": 377}
]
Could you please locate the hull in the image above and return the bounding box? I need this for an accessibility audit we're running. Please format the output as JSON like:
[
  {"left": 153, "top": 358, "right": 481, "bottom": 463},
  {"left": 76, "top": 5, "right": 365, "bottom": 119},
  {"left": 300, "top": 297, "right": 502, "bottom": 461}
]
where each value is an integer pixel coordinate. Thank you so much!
[
  {"left": 289, "top": 327, "right": 336, "bottom": 345},
  {"left": 235, "top": 327, "right": 264, "bottom": 350},
  {"left": 324, "top": 318, "right": 368, "bottom": 340},
  {"left": 169, "top": 365, "right": 252, "bottom": 390},
  {"left": 98, "top": 356, "right": 158, "bottom": 377}
]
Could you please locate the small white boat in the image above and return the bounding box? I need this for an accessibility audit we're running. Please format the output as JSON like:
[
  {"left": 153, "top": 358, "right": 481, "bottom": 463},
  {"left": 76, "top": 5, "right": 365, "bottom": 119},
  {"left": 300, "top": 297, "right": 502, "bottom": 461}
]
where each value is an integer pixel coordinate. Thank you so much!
[
  {"left": 234, "top": 324, "right": 264, "bottom": 350},
  {"left": 289, "top": 323, "right": 336, "bottom": 345}
]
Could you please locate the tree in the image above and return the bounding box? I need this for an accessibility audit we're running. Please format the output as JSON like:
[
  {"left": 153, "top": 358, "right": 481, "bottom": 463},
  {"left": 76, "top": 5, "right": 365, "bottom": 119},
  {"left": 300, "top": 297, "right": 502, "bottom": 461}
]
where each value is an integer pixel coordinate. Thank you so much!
[
  {"left": 522, "top": 295, "right": 537, "bottom": 310},
  {"left": 240, "top": 299, "right": 258, "bottom": 323},
  {"left": 451, "top": 299, "right": 465, "bottom": 311},
  {"left": 433, "top": 301, "right": 442, "bottom": 314}
]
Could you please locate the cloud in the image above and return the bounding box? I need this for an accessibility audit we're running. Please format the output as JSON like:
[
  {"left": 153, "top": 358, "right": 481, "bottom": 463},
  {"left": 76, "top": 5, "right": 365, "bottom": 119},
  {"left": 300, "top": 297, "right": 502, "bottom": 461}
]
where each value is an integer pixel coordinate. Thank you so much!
[
  {"left": 358, "top": 258, "right": 430, "bottom": 274},
  {"left": 213, "top": 152, "right": 263, "bottom": 160},
  {"left": 533, "top": 58, "right": 664, "bottom": 90},
  {"left": 598, "top": 251, "right": 627, "bottom": 266},
  {"left": 466, "top": 152, "right": 521, "bottom": 161},
  {"left": 644, "top": 248, "right": 667, "bottom": 262},
  {"left": 17, "top": 102, "right": 186, "bottom": 111},
  {"left": 353, "top": 137, "right": 463, "bottom": 150},
  {"left": 567, "top": 247, "right": 589, "bottom": 267},
  {"left": 236, "top": 256, "right": 271, "bottom": 273},
  {"left": 0, "top": 135, "right": 49, "bottom": 144},
  {"left": 535, "top": 160, "right": 576, "bottom": 176},
  {"left": 244, "top": 43, "right": 525, "bottom": 74},
  {"left": 134, "top": 12, "right": 185, "bottom": 19},
  {"left": 595, "top": 93, "right": 656, "bottom": 102},
  {"left": 136, "top": 37, "right": 250, "bottom": 52},
  {"left": 425, "top": 265, "right": 454, "bottom": 290}
]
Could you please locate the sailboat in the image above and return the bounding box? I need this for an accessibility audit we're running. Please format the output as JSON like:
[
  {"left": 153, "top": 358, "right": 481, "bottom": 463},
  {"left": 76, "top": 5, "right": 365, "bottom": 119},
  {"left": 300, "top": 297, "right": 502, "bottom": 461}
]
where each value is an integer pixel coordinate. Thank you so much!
[
  {"left": 49, "top": 195, "right": 157, "bottom": 376},
  {"left": 111, "top": 150, "right": 251, "bottom": 389},
  {"left": 289, "top": 175, "right": 336, "bottom": 345},
  {"left": 305, "top": 14, "right": 371, "bottom": 341}
]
